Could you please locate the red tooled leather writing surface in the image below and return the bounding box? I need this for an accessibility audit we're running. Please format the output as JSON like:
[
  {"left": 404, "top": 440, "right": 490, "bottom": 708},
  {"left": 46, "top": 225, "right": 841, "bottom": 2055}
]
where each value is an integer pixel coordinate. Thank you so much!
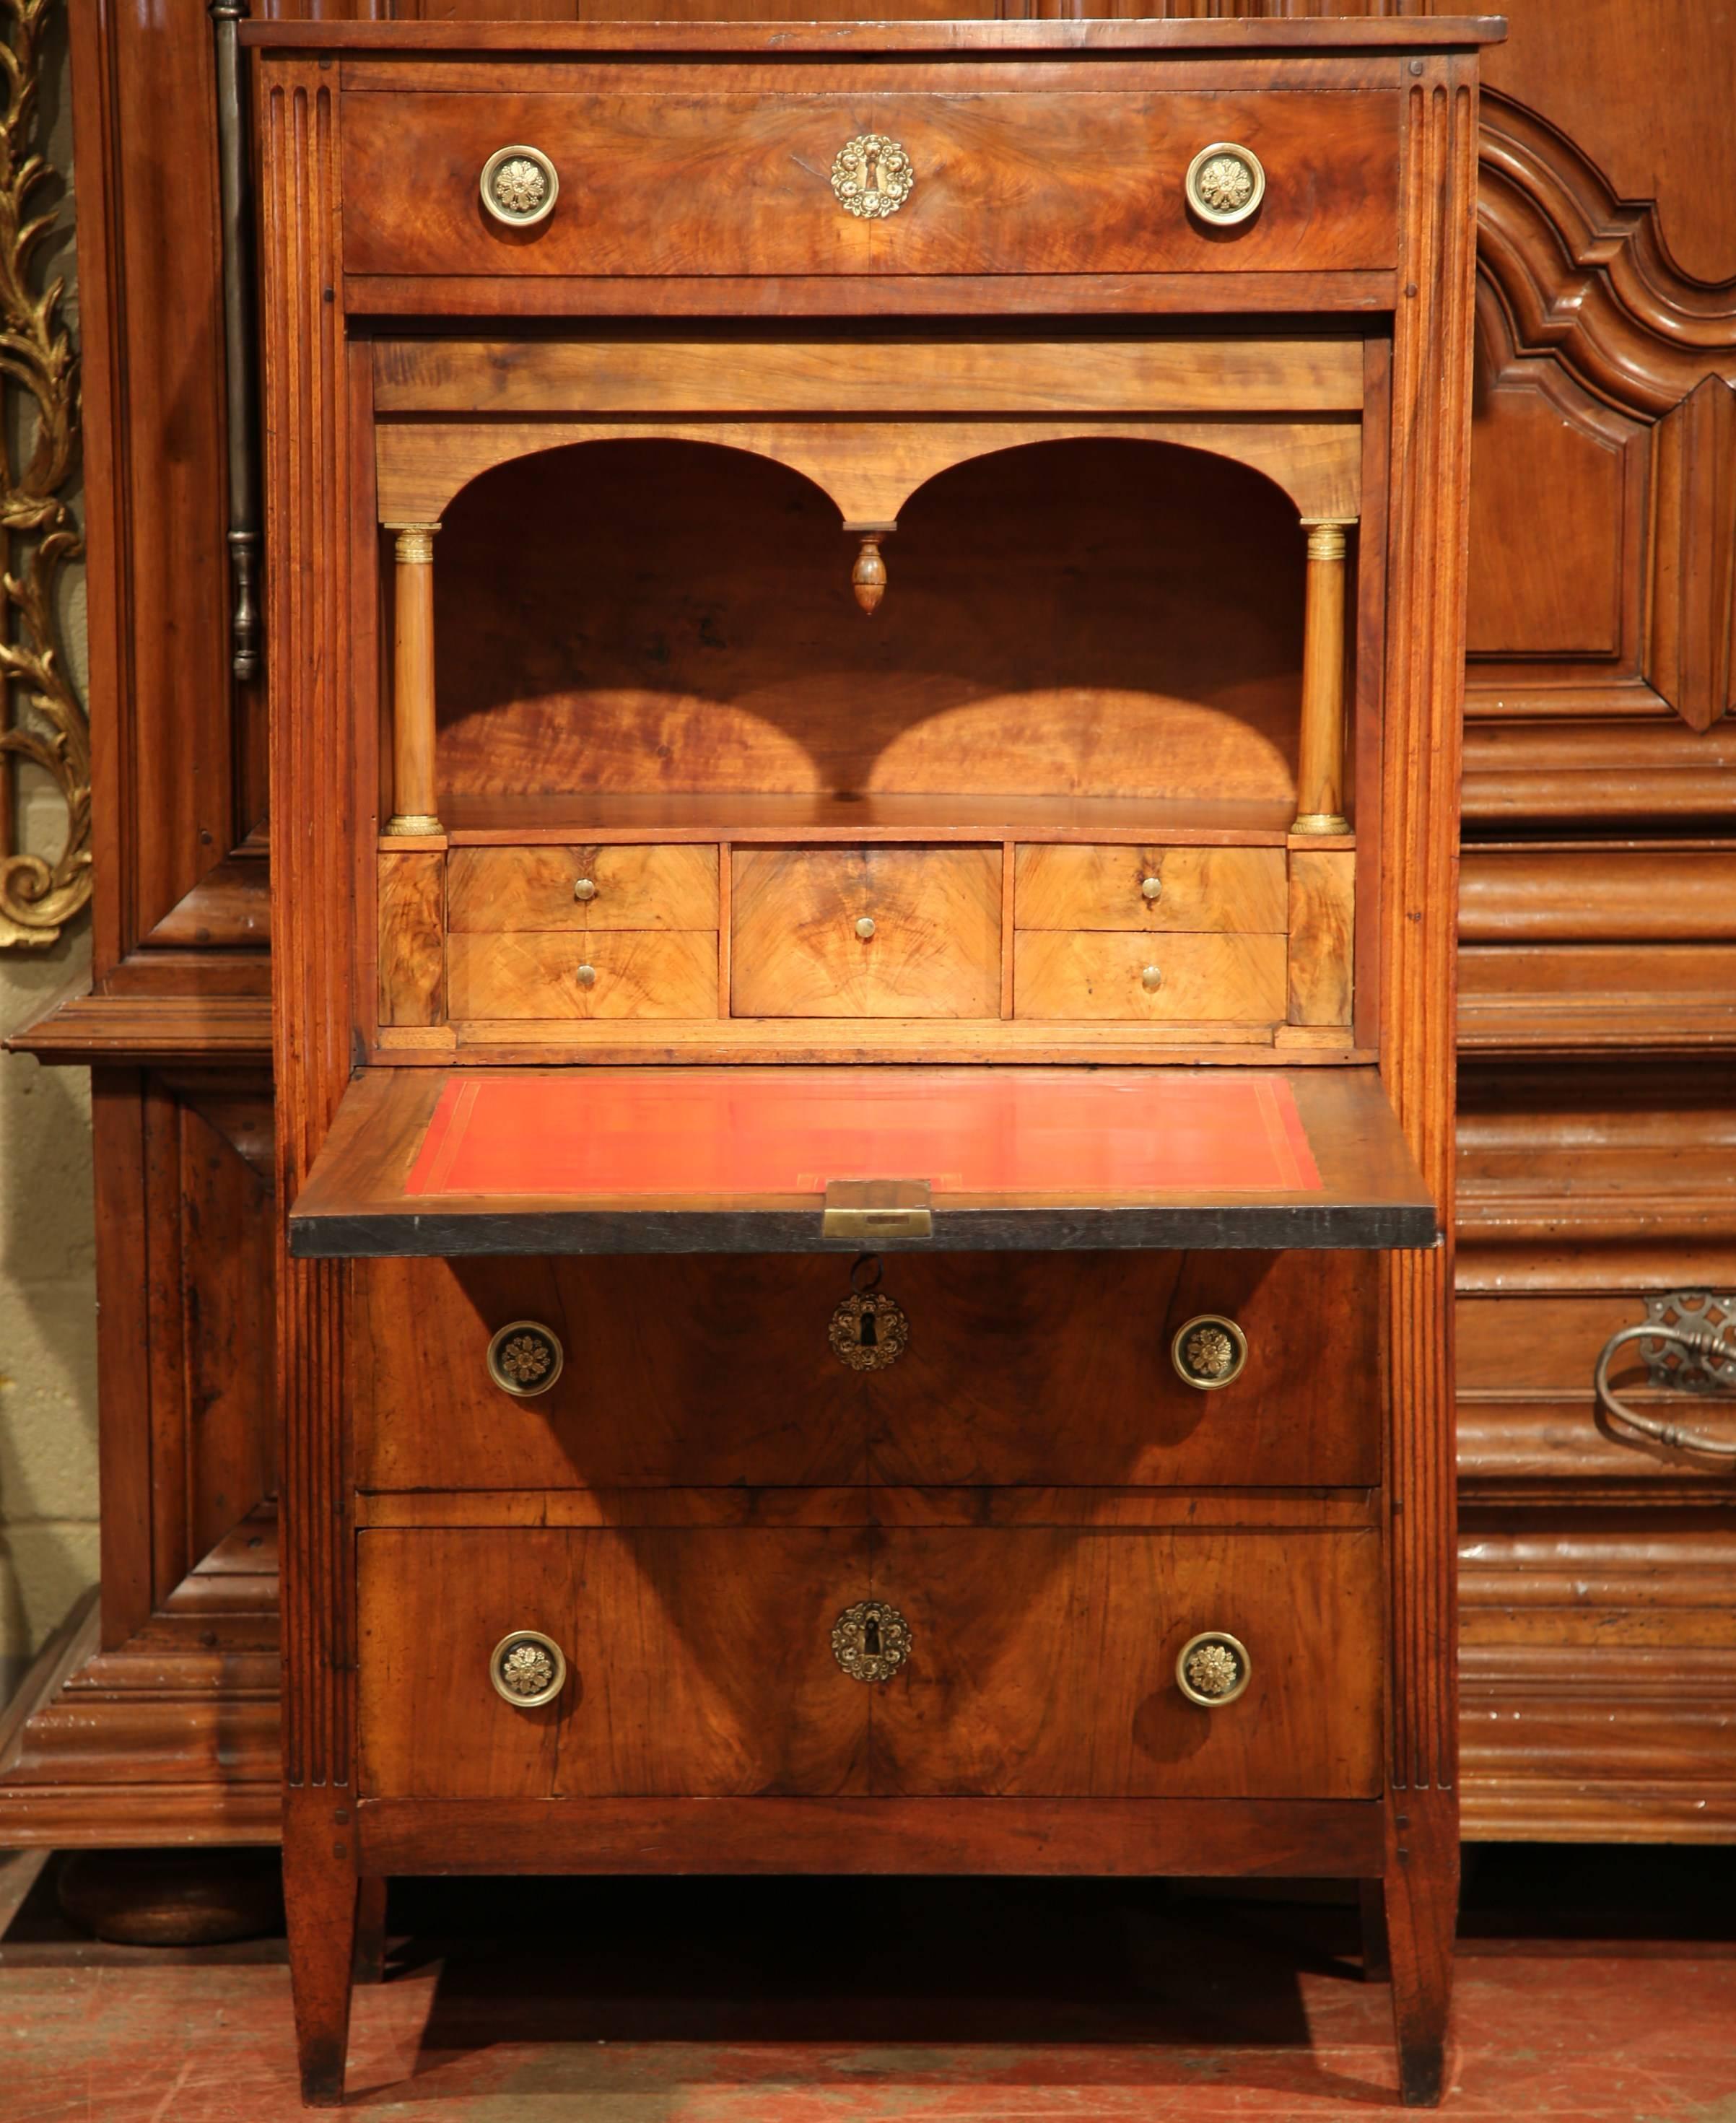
[{"left": 405, "top": 1069, "right": 1322, "bottom": 1199}]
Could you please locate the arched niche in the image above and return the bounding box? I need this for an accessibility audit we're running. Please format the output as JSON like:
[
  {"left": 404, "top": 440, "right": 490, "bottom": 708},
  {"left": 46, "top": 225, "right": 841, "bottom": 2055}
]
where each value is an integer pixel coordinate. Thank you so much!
[{"left": 428, "top": 433, "right": 1311, "bottom": 811}]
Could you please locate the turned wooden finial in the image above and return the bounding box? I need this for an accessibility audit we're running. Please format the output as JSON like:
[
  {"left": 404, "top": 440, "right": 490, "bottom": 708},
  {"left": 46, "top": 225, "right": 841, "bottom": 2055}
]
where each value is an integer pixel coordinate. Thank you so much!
[{"left": 850, "top": 530, "right": 889, "bottom": 616}]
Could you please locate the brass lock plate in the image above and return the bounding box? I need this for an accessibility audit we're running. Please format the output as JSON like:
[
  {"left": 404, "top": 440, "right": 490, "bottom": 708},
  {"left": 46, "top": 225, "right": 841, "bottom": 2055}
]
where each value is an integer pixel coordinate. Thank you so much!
[
  {"left": 821, "top": 1177, "right": 933, "bottom": 1242},
  {"left": 832, "top": 1599, "right": 912, "bottom": 1683}
]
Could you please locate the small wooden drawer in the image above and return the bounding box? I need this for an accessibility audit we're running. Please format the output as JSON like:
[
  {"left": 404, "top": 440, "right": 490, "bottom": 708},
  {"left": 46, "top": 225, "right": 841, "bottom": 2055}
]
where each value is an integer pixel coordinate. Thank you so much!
[
  {"left": 1015, "top": 930, "right": 1286, "bottom": 1021},
  {"left": 448, "top": 928, "right": 717, "bottom": 1019},
  {"left": 732, "top": 847, "right": 1001, "bottom": 1019},
  {"left": 448, "top": 844, "right": 718, "bottom": 933},
  {"left": 1015, "top": 845, "right": 1286, "bottom": 933},
  {"left": 339, "top": 86, "right": 1401, "bottom": 282}
]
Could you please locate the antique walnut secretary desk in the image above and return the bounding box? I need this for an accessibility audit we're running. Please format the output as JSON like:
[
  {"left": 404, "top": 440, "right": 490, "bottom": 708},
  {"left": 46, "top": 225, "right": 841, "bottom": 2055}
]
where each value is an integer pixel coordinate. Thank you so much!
[{"left": 245, "top": 13, "right": 1496, "bottom": 2107}]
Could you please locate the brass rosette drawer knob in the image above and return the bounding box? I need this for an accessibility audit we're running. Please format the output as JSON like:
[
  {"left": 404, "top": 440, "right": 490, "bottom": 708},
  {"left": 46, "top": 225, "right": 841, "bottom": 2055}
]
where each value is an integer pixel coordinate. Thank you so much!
[
  {"left": 831, "top": 134, "right": 915, "bottom": 219},
  {"left": 1171, "top": 1313, "right": 1248, "bottom": 1390},
  {"left": 832, "top": 1598, "right": 912, "bottom": 1683},
  {"left": 489, "top": 1629, "right": 567, "bottom": 1709},
  {"left": 1185, "top": 142, "right": 1265, "bottom": 227},
  {"left": 1176, "top": 1630, "right": 1251, "bottom": 1709},
  {"left": 486, "top": 1320, "right": 564, "bottom": 1398},
  {"left": 480, "top": 144, "right": 559, "bottom": 227}
]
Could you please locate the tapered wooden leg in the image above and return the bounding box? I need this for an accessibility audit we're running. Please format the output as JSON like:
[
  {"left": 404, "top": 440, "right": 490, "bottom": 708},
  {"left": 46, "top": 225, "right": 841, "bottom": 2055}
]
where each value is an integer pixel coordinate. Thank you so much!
[
  {"left": 1382, "top": 1801, "right": 1458, "bottom": 2106},
  {"left": 352, "top": 1877, "right": 388, "bottom": 1987},
  {"left": 1358, "top": 1878, "right": 1391, "bottom": 1984},
  {"left": 284, "top": 1795, "right": 361, "bottom": 2107}
]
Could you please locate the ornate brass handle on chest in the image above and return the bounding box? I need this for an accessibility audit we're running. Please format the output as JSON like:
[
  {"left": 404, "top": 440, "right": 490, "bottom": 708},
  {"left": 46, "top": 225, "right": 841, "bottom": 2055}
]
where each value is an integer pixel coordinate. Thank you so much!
[
  {"left": 1592, "top": 1293, "right": 1736, "bottom": 1457},
  {"left": 1171, "top": 1314, "right": 1248, "bottom": 1390}
]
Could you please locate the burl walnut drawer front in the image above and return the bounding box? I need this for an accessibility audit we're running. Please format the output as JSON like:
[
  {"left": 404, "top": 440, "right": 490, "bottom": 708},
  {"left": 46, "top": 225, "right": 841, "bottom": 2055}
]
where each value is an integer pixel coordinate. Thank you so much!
[
  {"left": 448, "top": 845, "right": 719, "bottom": 932},
  {"left": 1015, "top": 846, "right": 1287, "bottom": 933},
  {"left": 448, "top": 928, "right": 717, "bottom": 1019},
  {"left": 356, "top": 1523, "right": 1381, "bottom": 1800},
  {"left": 732, "top": 847, "right": 1001, "bottom": 1019},
  {"left": 352, "top": 1251, "right": 1379, "bottom": 1493},
  {"left": 1016, "top": 930, "right": 1286, "bottom": 1023},
  {"left": 341, "top": 88, "right": 1400, "bottom": 282}
]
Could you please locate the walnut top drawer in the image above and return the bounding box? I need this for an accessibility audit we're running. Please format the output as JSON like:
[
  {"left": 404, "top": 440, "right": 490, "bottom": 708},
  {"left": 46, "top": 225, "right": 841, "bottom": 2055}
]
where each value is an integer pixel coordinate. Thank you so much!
[
  {"left": 1016, "top": 845, "right": 1287, "bottom": 932},
  {"left": 448, "top": 845, "right": 718, "bottom": 932},
  {"left": 339, "top": 88, "right": 1400, "bottom": 281}
]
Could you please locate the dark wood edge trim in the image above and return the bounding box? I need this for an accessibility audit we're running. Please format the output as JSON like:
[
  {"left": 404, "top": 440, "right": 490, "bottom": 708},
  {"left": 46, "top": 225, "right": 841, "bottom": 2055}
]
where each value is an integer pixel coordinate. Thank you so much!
[
  {"left": 356, "top": 1795, "right": 1385, "bottom": 1877},
  {"left": 290, "top": 1203, "right": 1443, "bottom": 1258},
  {"left": 243, "top": 19, "right": 1506, "bottom": 53}
]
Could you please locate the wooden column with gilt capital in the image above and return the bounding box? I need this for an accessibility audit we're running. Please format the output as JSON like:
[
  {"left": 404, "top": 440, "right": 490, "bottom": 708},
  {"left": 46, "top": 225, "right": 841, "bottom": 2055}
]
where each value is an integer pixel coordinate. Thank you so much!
[
  {"left": 383, "top": 521, "right": 442, "bottom": 837},
  {"left": 1294, "top": 516, "right": 1355, "bottom": 835}
]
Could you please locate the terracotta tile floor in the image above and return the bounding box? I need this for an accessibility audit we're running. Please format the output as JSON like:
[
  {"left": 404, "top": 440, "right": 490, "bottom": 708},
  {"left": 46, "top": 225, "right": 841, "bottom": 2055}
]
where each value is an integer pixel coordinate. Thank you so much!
[{"left": 4, "top": 1852, "right": 1735, "bottom": 2122}]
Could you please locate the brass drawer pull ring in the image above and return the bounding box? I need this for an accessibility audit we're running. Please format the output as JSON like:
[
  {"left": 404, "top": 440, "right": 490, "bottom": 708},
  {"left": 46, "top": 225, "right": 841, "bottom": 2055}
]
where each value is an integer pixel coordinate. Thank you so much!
[
  {"left": 487, "top": 1320, "right": 564, "bottom": 1398},
  {"left": 1177, "top": 1630, "right": 1251, "bottom": 1708},
  {"left": 1172, "top": 1313, "right": 1248, "bottom": 1390},
  {"left": 832, "top": 1598, "right": 912, "bottom": 1683},
  {"left": 490, "top": 1629, "right": 567, "bottom": 1709},
  {"left": 481, "top": 144, "right": 559, "bottom": 228},
  {"left": 1185, "top": 142, "right": 1265, "bottom": 227}
]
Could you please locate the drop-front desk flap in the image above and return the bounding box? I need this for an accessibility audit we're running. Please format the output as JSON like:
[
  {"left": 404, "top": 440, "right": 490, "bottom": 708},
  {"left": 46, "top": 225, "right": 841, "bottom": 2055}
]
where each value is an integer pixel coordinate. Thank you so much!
[{"left": 289, "top": 1064, "right": 1436, "bottom": 1257}]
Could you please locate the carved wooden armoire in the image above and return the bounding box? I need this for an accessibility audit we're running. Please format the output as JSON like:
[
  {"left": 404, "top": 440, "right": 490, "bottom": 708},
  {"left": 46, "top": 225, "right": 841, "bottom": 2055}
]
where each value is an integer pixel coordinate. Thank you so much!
[{"left": 242, "top": 13, "right": 1492, "bottom": 2105}]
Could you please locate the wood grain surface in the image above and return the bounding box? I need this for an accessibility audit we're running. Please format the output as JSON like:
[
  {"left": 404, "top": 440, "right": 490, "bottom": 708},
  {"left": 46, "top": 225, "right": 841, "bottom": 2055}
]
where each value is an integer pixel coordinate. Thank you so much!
[
  {"left": 1014, "top": 930, "right": 1286, "bottom": 1022},
  {"left": 350, "top": 1249, "right": 1379, "bottom": 1493},
  {"left": 1013, "top": 845, "right": 1287, "bottom": 933},
  {"left": 732, "top": 848, "right": 1002, "bottom": 1018},
  {"left": 449, "top": 930, "right": 719, "bottom": 1020},
  {"left": 448, "top": 844, "right": 719, "bottom": 933},
  {"left": 339, "top": 90, "right": 1400, "bottom": 282}
]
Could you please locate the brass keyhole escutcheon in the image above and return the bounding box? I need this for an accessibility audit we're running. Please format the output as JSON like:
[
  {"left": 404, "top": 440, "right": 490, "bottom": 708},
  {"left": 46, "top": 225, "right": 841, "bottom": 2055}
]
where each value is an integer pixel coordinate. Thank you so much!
[
  {"left": 829, "top": 1254, "right": 909, "bottom": 1372},
  {"left": 1171, "top": 1313, "right": 1248, "bottom": 1390},
  {"left": 829, "top": 133, "right": 915, "bottom": 219},
  {"left": 832, "top": 1598, "right": 912, "bottom": 1683}
]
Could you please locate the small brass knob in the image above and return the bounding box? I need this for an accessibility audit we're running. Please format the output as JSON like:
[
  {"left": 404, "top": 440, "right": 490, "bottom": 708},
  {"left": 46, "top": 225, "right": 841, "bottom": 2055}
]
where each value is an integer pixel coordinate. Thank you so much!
[
  {"left": 1141, "top": 964, "right": 1164, "bottom": 993},
  {"left": 1140, "top": 875, "right": 1164, "bottom": 902},
  {"left": 572, "top": 877, "right": 597, "bottom": 902},
  {"left": 855, "top": 916, "right": 877, "bottom": 941},
  {"left": 1176, "top": 1631, "right": 1251, "bottom": 1708},
  {"left": 1185, "top": 142, "right": 1265, "bottom": 227},
  {"left": 481, "top": 144, "right": 559, "bottom": 227},
  {"left": 832, "top": 1598, "right": 912, "bottom": 1683},
  {"left": 575, "top": 963, "right": 598, "bottom": 988},
  {"left": 487, "top": 1320, "right": 564, "bottom": 1398},
  {"left": 490, "top": 1629, "right": 567, "bottom": 1709},
  {"left": 1172, "top": 1313, "right": 1248, "bottom": 1390}
]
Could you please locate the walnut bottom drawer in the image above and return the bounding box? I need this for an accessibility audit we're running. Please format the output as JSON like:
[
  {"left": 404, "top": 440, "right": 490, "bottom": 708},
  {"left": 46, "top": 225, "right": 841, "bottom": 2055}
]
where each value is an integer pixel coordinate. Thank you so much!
[
  {"left": 448, "top": 929, "right": 718, "bottom": 1019},
  {"left": 357, "top": 1521, "right": 1381, "bottom": 1801},
  {"left": 1014, "top": 930, "right": 1286, "bottom": 1021}
]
